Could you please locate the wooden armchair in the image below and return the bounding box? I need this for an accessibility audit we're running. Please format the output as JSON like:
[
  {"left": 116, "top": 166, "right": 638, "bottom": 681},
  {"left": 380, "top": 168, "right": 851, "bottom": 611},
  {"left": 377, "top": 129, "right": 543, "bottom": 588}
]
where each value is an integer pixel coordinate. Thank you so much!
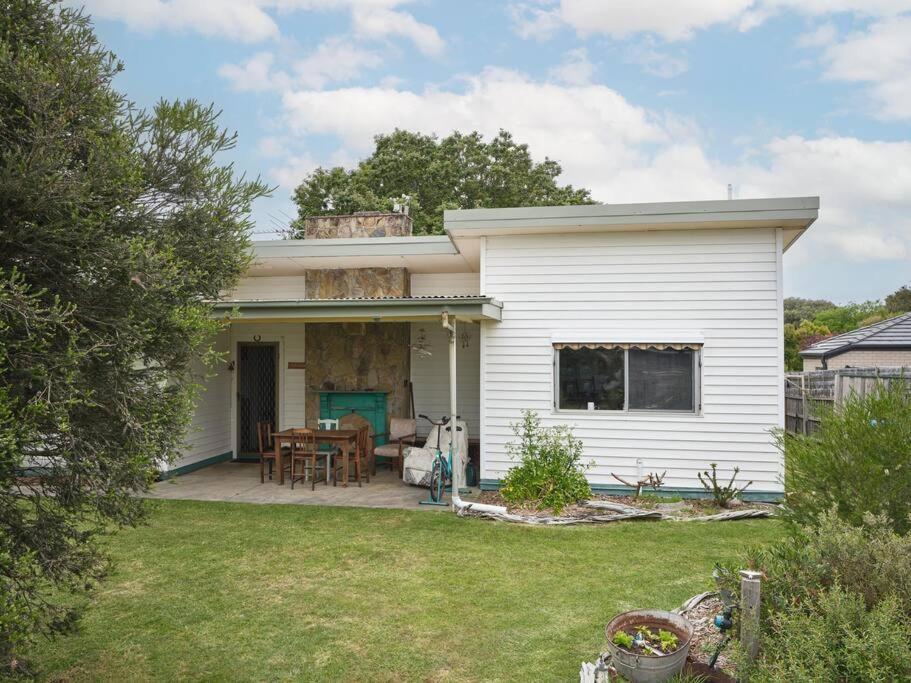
[
  {"left": 372, "top": 417, "right": 417, "bottom": 478},
  {"left": 256, "top": 420, "right": 290, "bottom": 484},
  {"left": 339, "top": 413, "right": 372, "bottom": 485}
]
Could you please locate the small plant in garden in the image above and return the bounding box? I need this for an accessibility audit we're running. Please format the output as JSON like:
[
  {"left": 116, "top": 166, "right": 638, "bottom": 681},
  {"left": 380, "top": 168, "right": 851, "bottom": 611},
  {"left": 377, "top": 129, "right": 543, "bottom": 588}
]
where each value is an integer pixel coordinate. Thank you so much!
[
  {"left": 697, "top": 463, "right": 752, "bottom": 508},
  {"left": 612, "top": 624, "right": 682, "bottom": 655},
  {"left": 611, "top": 470, "right": 666, "bottom": 496},
  {"left": 499, "top": 410, "right": 591, "bottom": 514},
  {"left": 612, "top": 631, "right": 634, "bottom": 649},
  {"left": 657, "top": 629, "right": 679, "bottom": 652}
]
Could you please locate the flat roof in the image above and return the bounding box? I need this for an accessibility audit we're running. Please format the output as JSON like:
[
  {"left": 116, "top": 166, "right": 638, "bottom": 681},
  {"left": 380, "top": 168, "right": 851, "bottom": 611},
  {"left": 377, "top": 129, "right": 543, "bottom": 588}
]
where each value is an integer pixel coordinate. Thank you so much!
[
  {"left": 247, "top": 235, "right": 479, "bottom": 275},
  {"left": 444, "top": 196, "right": 819, "bottom": 251},
  {"left": 213, "top": 296, "right": 502, "bottom": 323}
]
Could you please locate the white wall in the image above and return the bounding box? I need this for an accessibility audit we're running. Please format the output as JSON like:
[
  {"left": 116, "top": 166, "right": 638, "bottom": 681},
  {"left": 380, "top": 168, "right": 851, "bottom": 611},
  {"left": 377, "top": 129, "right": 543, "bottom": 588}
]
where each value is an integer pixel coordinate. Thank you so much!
[
  {"left": 227, "top": 276, "right": 308, "bottom": 300},
  {"left": 410, "top": 272, "right": 480, "bottom": 296},
  {"left": 480, "top": 227, "right": 785, "bottom": 494},
  {"left": 410, "top": 322, "right": 480, "bottom": 440},
  {"left": 175, "top": 330, "right": 232, "bottom": 469}
]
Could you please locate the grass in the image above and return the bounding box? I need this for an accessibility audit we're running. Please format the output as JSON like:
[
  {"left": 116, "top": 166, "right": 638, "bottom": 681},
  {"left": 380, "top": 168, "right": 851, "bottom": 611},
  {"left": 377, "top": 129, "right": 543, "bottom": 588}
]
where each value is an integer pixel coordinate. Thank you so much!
[{"left": 34, "top": 500, "right": 783, "bottom": 682}]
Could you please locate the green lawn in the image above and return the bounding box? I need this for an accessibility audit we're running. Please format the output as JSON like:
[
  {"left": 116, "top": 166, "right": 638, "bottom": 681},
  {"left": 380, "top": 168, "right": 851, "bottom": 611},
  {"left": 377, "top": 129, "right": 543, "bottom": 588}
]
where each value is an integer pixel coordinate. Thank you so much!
[{"left": 34, "top": 500, "right": 782, "bottom": 682}]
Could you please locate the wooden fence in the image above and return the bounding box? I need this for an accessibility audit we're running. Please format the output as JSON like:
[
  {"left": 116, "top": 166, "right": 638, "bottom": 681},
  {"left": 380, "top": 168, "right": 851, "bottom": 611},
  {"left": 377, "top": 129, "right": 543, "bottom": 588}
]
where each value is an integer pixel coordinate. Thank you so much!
[{"left": 784, "top": 367, "right": 911, "bottom": 434}]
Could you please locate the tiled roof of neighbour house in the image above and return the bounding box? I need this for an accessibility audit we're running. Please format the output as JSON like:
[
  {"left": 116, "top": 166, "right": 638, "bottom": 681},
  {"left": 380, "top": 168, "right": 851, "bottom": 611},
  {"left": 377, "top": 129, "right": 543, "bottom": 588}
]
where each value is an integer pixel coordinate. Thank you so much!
[{"left": 800, "top": 311, "right": 911, "bottom": 358}]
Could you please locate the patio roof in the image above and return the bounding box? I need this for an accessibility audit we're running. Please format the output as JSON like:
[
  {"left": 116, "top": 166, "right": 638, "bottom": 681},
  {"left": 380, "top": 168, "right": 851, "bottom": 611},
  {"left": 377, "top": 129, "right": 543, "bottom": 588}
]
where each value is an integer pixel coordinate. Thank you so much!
[{"left": 213, "top": 295, "right": 503, "bottom": 323}]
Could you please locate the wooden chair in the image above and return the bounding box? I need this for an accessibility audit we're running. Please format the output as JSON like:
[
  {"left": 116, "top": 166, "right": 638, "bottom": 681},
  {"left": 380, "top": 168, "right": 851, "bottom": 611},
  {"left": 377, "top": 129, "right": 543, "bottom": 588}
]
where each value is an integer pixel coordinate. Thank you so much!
[
  {"left": 289, "top": 429, "right": 327, "bottom": 491},
  {"left": 339, "top": 413, "right": 372, "bottom": 485},
  {"left": 372, "top": 417, "right": 417, "bottom": 478},
  {"left": 256, "top": 420, "right": 289, "bottom": 484}
]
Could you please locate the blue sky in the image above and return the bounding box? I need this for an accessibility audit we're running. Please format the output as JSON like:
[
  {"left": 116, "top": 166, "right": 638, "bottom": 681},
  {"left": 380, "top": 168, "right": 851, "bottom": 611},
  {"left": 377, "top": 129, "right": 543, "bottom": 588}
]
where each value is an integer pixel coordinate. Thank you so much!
[{"left": 77, "top": 1, "right": 911, "bottom": 303}]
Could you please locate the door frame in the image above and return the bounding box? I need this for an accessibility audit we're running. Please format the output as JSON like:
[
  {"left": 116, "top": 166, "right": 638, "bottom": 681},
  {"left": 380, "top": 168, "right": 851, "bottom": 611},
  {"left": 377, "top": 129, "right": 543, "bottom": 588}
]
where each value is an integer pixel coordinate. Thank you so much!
[{"left": 235, "top": 341, "right": 280, "bottom": 457}]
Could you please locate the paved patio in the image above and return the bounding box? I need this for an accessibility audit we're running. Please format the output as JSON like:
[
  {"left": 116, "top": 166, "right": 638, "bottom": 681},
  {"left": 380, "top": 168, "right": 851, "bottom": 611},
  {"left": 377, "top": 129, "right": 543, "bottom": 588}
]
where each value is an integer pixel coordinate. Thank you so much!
[{"left": 148, "top": 461, "right": 437, "bottom": 509}]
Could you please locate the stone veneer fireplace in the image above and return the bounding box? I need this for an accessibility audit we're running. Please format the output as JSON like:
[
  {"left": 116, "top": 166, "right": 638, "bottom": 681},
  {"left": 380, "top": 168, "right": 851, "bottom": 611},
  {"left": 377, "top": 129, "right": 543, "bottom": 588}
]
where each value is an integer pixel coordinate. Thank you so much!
[{"left": 302, "top": 212, "right": 414, "bottom": 428}]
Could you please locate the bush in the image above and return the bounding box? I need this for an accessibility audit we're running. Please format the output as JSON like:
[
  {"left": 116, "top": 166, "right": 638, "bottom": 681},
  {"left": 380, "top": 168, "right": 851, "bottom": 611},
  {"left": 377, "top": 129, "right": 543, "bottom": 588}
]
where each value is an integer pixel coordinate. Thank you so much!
[
  {"left": 716, "top": 512, "right": 911, "bottom": 682},
  {"left": 499, "top": 410, "right": 591, "bottom": 514},
  {"left": 777, "top": 379, "right": 911, "bottom": 533},
  {"left": 746, "top": 587, "right": 911, "bottom": 683},
  {"left": 724, "top": 511, "right": 911, "bottom": 618}
]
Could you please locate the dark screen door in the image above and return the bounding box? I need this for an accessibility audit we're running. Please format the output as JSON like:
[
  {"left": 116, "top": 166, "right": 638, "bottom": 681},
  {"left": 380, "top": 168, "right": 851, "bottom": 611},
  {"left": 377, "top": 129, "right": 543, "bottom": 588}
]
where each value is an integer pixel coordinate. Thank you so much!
[{"left": 237, "top": 343, "right": 277, "bottom": 455}]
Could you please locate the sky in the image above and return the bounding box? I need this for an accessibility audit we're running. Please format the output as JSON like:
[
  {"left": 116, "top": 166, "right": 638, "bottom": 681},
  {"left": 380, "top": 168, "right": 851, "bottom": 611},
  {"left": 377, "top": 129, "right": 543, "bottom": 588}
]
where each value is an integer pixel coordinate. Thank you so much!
[{"left": 73, "top": 0, "right": 911, "bottom": 303}]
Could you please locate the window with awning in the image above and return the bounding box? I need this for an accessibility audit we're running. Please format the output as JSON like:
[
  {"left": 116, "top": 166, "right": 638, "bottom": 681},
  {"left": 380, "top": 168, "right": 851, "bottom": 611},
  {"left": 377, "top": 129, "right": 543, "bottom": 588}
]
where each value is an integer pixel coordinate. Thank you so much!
[{"left": 555, "top": 342, "right": 701, "bottom": 413}]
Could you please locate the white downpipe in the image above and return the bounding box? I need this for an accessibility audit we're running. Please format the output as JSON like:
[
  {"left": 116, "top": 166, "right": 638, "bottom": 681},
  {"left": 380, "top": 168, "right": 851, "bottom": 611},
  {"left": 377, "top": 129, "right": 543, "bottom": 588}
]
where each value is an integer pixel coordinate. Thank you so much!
[{"left": 442, "top": 312, "right": 506, "bottom": 515}]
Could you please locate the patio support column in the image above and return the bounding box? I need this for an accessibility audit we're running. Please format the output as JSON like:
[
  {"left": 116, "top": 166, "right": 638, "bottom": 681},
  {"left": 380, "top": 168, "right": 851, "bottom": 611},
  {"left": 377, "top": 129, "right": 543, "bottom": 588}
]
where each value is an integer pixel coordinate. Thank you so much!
[{"left": 442, "top": 311, "right": 459, "bottom": 510}]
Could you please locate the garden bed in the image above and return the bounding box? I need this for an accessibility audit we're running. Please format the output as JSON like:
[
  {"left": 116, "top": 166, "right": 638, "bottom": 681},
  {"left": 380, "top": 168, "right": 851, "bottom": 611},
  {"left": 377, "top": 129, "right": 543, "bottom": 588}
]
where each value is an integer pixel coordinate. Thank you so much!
[{"left": 467, "top": 491, "right": 774, "bottom": 525}]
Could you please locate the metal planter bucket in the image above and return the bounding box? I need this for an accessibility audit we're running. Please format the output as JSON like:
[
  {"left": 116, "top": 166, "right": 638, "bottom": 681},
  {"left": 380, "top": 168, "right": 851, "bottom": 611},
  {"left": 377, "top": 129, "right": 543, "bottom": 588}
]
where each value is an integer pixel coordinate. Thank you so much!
[{"left": 604, "top": 609, "right": 693, "bottom": 683}]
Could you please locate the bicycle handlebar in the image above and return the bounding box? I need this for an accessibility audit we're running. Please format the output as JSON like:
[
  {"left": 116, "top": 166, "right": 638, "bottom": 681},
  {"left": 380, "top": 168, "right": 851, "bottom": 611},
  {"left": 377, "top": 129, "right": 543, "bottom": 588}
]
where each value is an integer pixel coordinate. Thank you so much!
[{"left": 418, "top": 414, "right": 462, "bottom": 431}]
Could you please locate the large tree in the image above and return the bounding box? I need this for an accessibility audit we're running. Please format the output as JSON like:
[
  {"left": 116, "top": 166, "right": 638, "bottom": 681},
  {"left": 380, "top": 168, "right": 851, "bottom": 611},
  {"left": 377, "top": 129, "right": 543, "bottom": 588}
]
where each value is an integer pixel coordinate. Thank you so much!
[
  {"left": 0, "top": 1, "right": 267, "bottom": 671},
  {"left": 289, "top": 129, "right": 594, "bottom": 236}
]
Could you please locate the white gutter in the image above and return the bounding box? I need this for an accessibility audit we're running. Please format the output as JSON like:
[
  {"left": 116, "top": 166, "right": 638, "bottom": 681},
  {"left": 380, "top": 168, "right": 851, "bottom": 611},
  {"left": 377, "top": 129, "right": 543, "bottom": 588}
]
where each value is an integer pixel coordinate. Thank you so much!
[{"left": 442, "top": 311, "right": 507, "bottom": 515}]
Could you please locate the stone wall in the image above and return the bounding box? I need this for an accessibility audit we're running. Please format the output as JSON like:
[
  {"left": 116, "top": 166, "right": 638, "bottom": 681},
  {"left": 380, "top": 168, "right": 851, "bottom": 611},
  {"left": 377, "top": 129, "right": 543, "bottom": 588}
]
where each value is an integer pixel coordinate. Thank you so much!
[
  {"left": 305, "top": 268, "right": 410, "bottom": 299},
  {"left": 302, "top": 212, "right": 413, "bottom": 239},
  {"left": 305, "top": 322, "right": 411, "bottom": 429}
]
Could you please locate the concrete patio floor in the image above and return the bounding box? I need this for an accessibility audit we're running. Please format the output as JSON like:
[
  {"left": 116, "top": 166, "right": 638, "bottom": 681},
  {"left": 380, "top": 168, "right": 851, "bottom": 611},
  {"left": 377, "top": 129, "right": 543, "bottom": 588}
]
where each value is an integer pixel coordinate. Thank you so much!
[{"left": 148, "top": 461, "right": 437, "bottom": 509}]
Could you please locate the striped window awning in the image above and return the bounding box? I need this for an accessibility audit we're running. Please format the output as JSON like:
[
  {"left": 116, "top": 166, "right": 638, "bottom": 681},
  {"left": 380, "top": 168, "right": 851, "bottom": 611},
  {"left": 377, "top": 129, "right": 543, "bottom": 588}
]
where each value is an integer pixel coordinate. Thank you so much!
[{"left": 553, "top": 342, "right": 703, "bottom": 351}]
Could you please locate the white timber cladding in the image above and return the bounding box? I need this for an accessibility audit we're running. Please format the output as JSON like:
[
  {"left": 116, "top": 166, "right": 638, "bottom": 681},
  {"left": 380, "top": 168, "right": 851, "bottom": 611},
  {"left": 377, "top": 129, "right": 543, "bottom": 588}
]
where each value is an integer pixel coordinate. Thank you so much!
[
  {"left": 409, "top": 322, "right": 481, "bottom": 439},
  {"left": 176, "top": 330, "right": 232, "bottom": 469},
  {"left": 480, "top": 227, "right": 785, "bottom": 493},
  {"left": 409, "top": 272, "right": 480, "bottom": 296},
  {"left": 227, "top": 276, "right": 308, "bottom": 300},
  {"left": 228, "top": 322, "right": 307, "bottom": 455}
]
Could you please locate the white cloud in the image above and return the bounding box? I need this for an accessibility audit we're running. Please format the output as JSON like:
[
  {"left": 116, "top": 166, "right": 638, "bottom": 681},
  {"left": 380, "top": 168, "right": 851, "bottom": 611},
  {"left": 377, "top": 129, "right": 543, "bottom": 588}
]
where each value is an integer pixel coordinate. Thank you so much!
[
  {"left": 623, "top": 38, "right": 689, "bottom": 78},
  {"left": 296, "top": 37, "right": 382, "bottom": 88},
  {"left": 508, "top": 0, "right": 911, "bottom": 42},
  {"left": 270, "top": 67, "right": 911, "bottom": 265},
  {"left": 548, "top": 48, "right": 594, "bottom": 85},
  {"left": 220, "top": 37, "right": 382, "bottom": 92},
  {"left": 816, "top": 16, "right": 911, "bottom": 120},
  {"left": 219, "top": 52, "right": 291, "bottom": 92},
  {"left": 76, "top": 0, "right": 444, "bottom": 54},
  {"left": 796, "top": 22, "right": 837, "bottom": 48},
  {"left": 76, "top": 0, "right": 280, "bottom": 42},
  {"left": 350, "top": 5, "right": 444, "bottom": 56}
]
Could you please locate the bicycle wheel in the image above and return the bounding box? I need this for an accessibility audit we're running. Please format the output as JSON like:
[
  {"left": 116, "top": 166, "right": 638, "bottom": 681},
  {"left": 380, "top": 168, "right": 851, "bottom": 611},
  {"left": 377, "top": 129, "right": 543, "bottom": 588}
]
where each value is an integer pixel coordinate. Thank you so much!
[{"left": 429, "top": 458, "right": 443, "bottom": 502}]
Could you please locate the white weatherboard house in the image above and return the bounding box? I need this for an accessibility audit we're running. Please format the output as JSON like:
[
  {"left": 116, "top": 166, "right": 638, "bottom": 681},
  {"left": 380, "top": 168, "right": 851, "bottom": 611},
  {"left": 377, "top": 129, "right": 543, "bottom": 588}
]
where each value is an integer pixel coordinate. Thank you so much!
[{"left": 173, "top": 197, "right": 819, "bottom": 501}]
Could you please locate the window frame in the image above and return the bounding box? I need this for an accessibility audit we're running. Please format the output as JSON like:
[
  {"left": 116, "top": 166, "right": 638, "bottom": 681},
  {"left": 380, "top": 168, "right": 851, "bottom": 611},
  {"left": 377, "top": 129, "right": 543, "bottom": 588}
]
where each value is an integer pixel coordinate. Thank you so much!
[{"left": 553, "top": 344, "right": 702, "bottom": 415}]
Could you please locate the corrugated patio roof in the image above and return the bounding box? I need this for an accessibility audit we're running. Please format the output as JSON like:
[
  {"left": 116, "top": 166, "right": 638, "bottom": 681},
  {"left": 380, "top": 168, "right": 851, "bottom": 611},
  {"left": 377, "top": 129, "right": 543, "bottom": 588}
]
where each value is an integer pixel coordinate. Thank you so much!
[
  {"left": 800, "top": 311, "right": 911, "bottom": 359},
  {"left": 211, "top": 295, "right": 503, "bottom": 323}
]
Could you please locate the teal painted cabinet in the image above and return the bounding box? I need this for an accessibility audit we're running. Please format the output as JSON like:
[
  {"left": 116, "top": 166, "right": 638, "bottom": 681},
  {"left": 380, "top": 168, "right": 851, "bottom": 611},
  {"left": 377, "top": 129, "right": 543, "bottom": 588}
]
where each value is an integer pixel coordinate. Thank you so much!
[{"left": 319, "top": 391, "right": 388, "bottom": 445}]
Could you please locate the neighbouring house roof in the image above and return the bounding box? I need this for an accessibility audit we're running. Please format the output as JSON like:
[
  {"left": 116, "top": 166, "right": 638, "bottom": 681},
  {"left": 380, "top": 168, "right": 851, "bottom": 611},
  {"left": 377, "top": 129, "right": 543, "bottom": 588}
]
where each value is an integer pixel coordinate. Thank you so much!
[
  {"left": 800, "top": 312, "right": 911, "bottom": 359},
  {"left": 212, "top": 295, "right": 503, "bottom": 323},
  {"left": 444, "top": 196, "right": 819, "bottom": 251}
]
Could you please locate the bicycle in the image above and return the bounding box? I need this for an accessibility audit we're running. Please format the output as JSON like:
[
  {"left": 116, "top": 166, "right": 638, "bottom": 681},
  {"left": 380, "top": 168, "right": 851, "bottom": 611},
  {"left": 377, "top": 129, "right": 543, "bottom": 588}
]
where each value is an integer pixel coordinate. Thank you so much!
[{"left": 418, "top": 414, "right": 461, "bottom": 505}]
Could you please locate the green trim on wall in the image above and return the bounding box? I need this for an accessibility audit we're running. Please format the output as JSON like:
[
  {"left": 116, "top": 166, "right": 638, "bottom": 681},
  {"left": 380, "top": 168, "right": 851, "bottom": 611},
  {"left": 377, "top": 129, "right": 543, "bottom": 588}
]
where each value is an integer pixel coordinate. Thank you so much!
[
  {"left": 479, "top": 478, "right": 783, "bottom": 503},
  {"left": 159, "top": 451, "right": 233, "bottom": 480}
]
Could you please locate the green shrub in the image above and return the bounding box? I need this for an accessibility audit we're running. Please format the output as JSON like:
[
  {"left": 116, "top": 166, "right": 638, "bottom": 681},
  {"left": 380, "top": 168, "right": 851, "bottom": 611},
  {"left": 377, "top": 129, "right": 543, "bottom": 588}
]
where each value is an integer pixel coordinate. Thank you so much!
[
  {"left": 499, "top": 410, "right": 591, "bottom": 514},
  {"left": 746, "top": 587, "right": 911, "bottom": 683},
  {"left": 777, "top": 379, "right": 911, "bottom": 533}
]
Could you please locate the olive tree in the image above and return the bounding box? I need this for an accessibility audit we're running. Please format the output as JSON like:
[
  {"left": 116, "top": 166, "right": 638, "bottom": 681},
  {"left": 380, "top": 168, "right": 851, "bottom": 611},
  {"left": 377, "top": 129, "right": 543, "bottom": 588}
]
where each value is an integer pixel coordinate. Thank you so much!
[{"left": 0, "top": 1, "right": 268, "bottom": 671}]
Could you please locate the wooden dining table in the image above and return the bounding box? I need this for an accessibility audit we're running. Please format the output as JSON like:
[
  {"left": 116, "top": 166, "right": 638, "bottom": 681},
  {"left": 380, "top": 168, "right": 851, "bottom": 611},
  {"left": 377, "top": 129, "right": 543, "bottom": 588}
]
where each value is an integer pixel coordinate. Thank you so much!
[{"left": 271, "top": 428, "right": 359, "bottom": 486}]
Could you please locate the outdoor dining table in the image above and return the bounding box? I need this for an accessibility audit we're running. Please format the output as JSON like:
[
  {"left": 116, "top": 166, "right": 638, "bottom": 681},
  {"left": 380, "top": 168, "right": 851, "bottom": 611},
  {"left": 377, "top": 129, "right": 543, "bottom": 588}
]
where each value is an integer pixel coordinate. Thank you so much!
[{"left": 271, "top": 428, "right": 359, "bottom": 486}]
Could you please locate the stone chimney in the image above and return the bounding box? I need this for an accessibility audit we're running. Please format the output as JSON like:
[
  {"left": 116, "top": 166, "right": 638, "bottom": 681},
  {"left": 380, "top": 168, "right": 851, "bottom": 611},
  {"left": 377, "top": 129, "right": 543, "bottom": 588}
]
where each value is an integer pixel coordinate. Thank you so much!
[
  {"left": 302, "top": 211, "right": 413, "bottom": 239},
  {"left": 303, "top": 211, "right": 412, "bottom": 299}
]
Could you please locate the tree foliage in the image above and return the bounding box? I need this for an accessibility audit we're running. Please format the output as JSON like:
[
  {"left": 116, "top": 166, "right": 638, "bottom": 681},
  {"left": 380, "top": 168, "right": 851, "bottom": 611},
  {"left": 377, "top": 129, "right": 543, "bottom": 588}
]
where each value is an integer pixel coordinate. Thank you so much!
[
  {"left": 783, "top": 319, "right": 832, "bottom": 371},
  {"left": 886, "top": 285, "right": 911, "bottom": 314},
  {"left": 0, "top": 1, "right": 268, "bottom": 671},
  {"left": 783, "top": 297, "right": 834, "bottom": 327},
  {"left": 289, "top": 129, "right": 594, "bottom": 236}
]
